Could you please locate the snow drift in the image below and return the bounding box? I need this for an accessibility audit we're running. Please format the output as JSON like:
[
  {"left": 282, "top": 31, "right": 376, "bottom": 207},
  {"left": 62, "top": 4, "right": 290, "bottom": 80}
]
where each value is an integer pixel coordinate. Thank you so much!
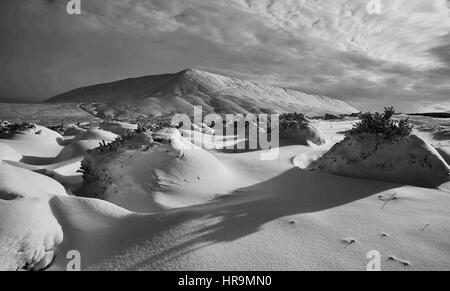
[
  {"left": 280, "top": 121, "right": 326, "bottom": 146},
  {"left": 313, "top": 134, "right": 450, "bottom": 188},
  {"left": 78, "top": 128, "right": 235, "bottom": 212},
  {"left": 100, "top": 121, "right": 138, "bottom": 135},
  {"left": 0, "top": 161, "right": 66, "bottom": 271},
  {"left": 437, "top": 147, "right": 450, "bottom": 165},
  {"left": 68, "top": 128, "right": 118, "bottom": 143},
  {"left": 1, "top": 118, "right": 450, "bottom": 271},
  {"left": 0, "top": 144, "right": 22, "bottom": 161}
]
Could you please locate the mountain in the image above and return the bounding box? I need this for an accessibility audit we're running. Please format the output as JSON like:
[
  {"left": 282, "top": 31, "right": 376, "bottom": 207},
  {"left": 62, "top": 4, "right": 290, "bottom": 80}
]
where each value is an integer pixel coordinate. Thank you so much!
[{"left": 45, "top": 69, "right": 358, "bottom": 119}]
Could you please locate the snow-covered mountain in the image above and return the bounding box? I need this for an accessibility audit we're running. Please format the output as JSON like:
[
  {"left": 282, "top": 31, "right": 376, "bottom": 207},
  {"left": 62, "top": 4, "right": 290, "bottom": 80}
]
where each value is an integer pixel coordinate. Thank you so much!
[{"left": 46, "top": 69, "right": 358, "bottom": 119}]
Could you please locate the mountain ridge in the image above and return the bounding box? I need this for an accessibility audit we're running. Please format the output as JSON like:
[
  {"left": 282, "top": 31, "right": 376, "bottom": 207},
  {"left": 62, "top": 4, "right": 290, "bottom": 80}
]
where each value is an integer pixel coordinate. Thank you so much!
[{"left": 45, "top": 69, "right": 359, "bottom": 118}]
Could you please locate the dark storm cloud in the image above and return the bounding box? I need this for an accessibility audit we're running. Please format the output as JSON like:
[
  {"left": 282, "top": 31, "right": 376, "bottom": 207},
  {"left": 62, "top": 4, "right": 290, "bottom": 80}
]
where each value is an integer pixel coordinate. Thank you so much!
[{"left": 0, "top": 0, "right": 449, "bottom": 112}]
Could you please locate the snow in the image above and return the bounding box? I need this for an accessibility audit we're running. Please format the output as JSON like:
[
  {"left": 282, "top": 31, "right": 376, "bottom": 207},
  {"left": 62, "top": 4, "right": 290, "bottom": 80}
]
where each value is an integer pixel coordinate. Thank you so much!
[
  {"left": 1, "top": 119, "right": 450, "bottom": 271},
  {"left": 280, "top": 122, "right": 326, "bottom": 146},
  {"left": 100, "top": 121, "right": 138, "bottom": 135},
  {"left": 46, "top": 69, "right": 359, "bottom": 119},
  {"left": 437, "top": 147, "right": 450, "bottom": 165},
  {"left": 68, "top": 129, "right": 118, "bottom": 143},
  {"left": 0, "top": 144, "right": 22, "bottom": 161},
  {"left": 313, "top": 133, "right": 450, "bottom": 188},
  {"left": 0, "top": 161, "right": 66, "bottom": 271},
  {"left": 80, "top": 129, "right": 241, "bottom": 212}
]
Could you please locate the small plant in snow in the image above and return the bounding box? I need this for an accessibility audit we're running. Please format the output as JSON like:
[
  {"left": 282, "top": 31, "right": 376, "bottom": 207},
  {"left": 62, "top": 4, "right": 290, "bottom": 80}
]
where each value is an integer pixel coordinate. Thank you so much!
[
  {"left": 346, "top": 107, "right": 413, "bottom": 140},
  {"left": 0, "top": 121, "right": 36, "bottom": 136},
  {"left": 77, "top": 160, "right": 100, "bottom": 185},
  {"left": 279, "top": 113, "right": 309, "bottom": 130}
]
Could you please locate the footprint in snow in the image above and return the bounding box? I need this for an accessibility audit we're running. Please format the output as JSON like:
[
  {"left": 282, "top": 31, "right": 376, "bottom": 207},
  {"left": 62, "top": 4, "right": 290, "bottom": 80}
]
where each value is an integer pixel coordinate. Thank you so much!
[
  {"left": 342, "top": 238, "right": 357, "bottom": 247},
  {"left": 387, "top": 256, "right": 411, "bottom": 267}
]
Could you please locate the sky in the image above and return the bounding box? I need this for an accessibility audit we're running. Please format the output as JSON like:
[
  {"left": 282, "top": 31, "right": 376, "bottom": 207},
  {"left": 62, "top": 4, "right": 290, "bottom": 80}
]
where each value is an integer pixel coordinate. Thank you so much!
[{"left": 0, "top": 0, "right": 449, "bottom": 112}]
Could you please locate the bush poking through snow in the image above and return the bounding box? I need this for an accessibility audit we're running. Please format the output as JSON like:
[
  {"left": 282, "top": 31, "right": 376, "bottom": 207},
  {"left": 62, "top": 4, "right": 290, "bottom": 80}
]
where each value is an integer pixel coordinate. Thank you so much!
[
  {"left": 136, "top": 118, "right": 177, "bottom": 133},
  {"left": 347, "top": 107, "right": 413, "bottom": 140},
  {"left": 312, "top": 108, "right": 450, "bottom": 187},
  {"left": 0, "top": 120, "right": 11, "bottom": 127},
  {"left": 324, "top": 113, "right": 342, "bottom": 120},
  {"left": 0, "top": 121, "right": 36, "bottom": 137},
  {"left": 277, "top": 113, "right": 326, "bottom": 146},
  {"left": 279, "top": 113, "right": 309, "bottom": 130},
  {"left": 77, "top": 129, "right": 158, "bottom": 198},
  {"left": 77, "top": 160, "right": 100, "bottom": 185}
]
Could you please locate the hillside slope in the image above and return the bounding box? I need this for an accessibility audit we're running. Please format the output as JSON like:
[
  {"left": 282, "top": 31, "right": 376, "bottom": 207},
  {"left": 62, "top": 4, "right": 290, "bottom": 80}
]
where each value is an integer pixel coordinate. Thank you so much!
[{"left": 46, "top": 69, "right": 358, "bottom": 119}]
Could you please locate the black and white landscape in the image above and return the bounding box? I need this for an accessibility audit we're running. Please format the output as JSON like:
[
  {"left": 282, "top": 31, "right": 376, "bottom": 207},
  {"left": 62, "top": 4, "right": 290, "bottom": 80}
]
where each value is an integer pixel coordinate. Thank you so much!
[{"left": 0, "top": 0, "right": 449, "bottom": 271}]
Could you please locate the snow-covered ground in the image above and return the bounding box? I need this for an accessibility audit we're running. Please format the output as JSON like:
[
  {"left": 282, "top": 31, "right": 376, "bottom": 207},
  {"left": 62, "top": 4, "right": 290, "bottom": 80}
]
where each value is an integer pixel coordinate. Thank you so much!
[{"left": 0, "top": 118, "right": 449, "bottom": 271}]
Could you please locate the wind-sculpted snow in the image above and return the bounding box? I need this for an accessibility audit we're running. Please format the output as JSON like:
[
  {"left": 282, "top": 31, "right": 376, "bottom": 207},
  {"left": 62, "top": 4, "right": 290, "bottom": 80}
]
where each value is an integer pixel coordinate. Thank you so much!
[
  {"left": 313, "top": 134, "right": 450, "bottom": 188},
  {"left": 279, "top": 114, "right": 326, "bottom": 146},
  {"left": 77, "top": 128, "right": 237, "bottom": 212},
  {"left": 0, "top": 144, "right": 22, "bottom": 161},
  {"left": 1, "top": 119, "right": 450, "bottom": 271},
  {"left": 0, "top": 161, "right": 66, "bottom": 271},
  {"left": 437, "top": 147, "right": 450, "bottom": 166}
]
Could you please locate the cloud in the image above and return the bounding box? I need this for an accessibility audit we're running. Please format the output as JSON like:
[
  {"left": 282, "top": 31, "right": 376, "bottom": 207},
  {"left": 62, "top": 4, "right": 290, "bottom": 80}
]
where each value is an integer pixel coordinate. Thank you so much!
[
  {"left": 0, "top": 0, "right": 449, "bottom": 113},
  {"left": 231, "top": 0, "right": 450, "bottom": 68}
]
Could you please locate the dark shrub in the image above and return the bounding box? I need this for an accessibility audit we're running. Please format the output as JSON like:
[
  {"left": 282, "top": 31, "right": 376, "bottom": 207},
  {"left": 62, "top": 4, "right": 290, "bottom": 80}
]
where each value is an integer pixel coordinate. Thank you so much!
[
  {"left": 347, "top": 107, "right": 413, "bottom": 139},
  {"left": 279, "top": 113, "right": 309, "bottom": 130},
  {"left": 0, "top": 121, "right": 36, "bottom": 136}
]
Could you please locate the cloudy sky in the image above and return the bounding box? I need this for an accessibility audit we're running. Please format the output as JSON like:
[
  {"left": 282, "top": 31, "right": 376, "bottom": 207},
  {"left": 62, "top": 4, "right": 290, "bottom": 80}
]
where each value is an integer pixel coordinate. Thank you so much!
[{"left": 0, "top": 0, "right": 449, "bottom": 112}]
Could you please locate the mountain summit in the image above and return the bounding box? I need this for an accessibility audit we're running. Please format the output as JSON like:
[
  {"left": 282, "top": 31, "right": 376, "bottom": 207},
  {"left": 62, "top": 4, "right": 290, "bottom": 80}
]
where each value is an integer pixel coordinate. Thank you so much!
[{"left": 46, "top": 69, "right": 358, "bottom": 119}]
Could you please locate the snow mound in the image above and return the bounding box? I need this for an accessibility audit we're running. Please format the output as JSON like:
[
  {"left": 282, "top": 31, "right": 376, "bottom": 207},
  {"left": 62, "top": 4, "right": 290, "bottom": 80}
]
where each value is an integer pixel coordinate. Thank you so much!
[
  {"left": 52, "top": 196, "right": 132, "bottom": 232},
  {"left": 0, "top": 125, "right": 64, "bottom": 158},
  {"left": 313, "top": 134, "right": 450, "bottom": 188},
  {"left": 71, "top": 129, "right": 118, "bottom": 143},
  {"left": 278, "top": 113, "right": 326, "bottom": 146},
  {"left": 64, "top": 125, "right": 86, "bottom": 136},
  {"left": 78, "top": 128, "right": 234, "bottom": 212},
  {"left": 0, "top": 123, "right": 62, "bottom": 141},
  {"left": 51, "top": 124, "right": 87, "bottom": 136},
  {"left": 18, "top": 140, "right": 101, "bottom": 166},
  {"left": 0, "top": 161, "right": 66, "bottom": 271},
  {"left": 0, "top": 144, "right": 22, "bottom": 161},
  {"left": 280, "top": 122, "right": 326, "bottom": 146},
  {"left": 434, "top": 129, "right": 450, "bottom": 141},
  {"left": 436, "top": 147, "right": 450, "bottom": 165},
  {"left": 100, "top": 121, "right": 138, "bottom": 135},
  {"left": 0, "top": 125, "right": 109, "bottom": 166}
]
